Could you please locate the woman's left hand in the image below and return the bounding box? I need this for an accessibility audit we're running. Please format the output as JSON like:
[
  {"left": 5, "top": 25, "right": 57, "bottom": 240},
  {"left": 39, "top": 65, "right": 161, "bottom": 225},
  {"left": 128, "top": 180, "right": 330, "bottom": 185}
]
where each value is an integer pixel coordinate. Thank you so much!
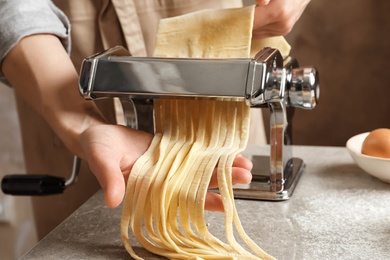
[{"left": 253, "top": 0, "right": 311, "bottom": 39}]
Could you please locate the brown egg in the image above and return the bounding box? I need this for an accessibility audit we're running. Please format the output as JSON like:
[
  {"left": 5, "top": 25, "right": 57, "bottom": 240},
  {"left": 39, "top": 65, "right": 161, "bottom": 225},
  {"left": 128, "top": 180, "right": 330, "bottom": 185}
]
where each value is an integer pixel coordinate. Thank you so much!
[{"left": 361, "top": 128, "right": 390, "bottom": 159}]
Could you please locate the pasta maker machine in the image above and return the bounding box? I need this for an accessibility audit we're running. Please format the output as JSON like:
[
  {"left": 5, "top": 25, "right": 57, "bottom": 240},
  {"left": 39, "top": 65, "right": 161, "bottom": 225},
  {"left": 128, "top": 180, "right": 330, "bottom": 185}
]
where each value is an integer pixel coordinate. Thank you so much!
[
  {"left": 1, "top": 45, "right": 319, "bottom": 200},
  {"left": 78, "top": 46, "right": 319, "bottom": 201}
]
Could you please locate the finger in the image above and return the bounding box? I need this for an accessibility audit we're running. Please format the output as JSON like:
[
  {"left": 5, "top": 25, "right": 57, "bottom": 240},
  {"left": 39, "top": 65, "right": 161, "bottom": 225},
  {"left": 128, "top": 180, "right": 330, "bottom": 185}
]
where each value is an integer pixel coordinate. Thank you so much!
[
  {"left": 88, "top": 154, "right": 126, "bottom": 208},
  {"left": 253, "top": 3, "right": 274, "bottom": 30},
  {"left": 232, "top": 156, "right": 253, "bottom": 171},
  {"left": 204, "top": 192, "right": 224, "bottom": 212},
  {"left": 102, "top": 169, "right": 126, "bottom": 208},
  {"left": 232, "top": 167, "right": 252, "bottom": 185},
  {"left": 253, "top": 3, "right": 295, "bottom": 38},
  {"left": 209, "top": 166, "right": 252, "bottom": 188}
]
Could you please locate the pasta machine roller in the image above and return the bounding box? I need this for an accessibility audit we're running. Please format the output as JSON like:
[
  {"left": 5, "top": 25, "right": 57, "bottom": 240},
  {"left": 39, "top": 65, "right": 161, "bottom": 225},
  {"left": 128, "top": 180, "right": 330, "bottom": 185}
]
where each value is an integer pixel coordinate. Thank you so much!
[{"left": 78, "top": 46, "right": 319, "bottom": 201}]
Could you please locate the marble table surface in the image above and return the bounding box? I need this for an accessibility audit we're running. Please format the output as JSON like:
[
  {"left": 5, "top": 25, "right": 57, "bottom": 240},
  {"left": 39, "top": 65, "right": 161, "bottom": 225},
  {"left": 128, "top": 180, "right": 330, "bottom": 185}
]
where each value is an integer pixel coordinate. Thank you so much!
[{"left": 21, "top": 145, "right": 390, "bottom": 260}]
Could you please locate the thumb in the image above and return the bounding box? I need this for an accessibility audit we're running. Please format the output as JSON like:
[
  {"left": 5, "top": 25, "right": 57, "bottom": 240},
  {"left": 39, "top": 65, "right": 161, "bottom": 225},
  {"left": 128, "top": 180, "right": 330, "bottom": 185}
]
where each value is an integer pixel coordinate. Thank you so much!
[{"left": 89, "top": 158, "right": 126, "bottom": 208}]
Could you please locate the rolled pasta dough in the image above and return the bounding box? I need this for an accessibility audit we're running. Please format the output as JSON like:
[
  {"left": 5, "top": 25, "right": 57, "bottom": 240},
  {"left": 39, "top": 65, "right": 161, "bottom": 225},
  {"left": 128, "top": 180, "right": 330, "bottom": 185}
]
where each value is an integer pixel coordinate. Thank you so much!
[{"left": 121, "top": 5, "right": 289, "bottom": 260}]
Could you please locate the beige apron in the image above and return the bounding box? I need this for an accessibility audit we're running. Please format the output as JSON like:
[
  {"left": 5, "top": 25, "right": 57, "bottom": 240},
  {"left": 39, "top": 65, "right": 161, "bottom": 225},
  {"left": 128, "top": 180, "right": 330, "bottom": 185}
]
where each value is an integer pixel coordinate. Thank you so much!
[{"left": 16, "top": 0, "right": 265, "bottom": 240}]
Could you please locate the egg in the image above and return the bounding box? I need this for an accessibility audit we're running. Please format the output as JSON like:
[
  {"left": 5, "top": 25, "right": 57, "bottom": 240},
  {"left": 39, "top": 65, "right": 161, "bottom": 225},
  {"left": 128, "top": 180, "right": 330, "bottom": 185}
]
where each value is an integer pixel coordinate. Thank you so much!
[{"left": 361, "top": 128, "right": 390, "bottom": 159}]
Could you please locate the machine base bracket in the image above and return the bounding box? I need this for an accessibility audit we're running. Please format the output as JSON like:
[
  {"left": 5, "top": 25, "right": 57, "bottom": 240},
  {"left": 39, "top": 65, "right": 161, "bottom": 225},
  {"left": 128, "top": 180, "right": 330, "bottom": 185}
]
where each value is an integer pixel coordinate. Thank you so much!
[{"left": 232, "top": 156, "right": 305, "bottom": 201}]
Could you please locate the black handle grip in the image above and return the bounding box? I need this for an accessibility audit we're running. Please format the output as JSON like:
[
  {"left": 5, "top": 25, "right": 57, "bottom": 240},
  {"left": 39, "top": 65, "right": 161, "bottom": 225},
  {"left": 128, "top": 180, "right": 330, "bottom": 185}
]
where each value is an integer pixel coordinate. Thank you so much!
[{"left": 1, "top": 175, "right": 66, "bottom": 195}]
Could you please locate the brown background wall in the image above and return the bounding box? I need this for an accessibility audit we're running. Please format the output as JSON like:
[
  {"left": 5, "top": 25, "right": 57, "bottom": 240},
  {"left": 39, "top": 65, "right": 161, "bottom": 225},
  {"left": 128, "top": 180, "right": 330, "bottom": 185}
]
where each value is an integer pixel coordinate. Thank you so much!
[{"left": 276, "top": 0, "right": 390, "bottom": 146}]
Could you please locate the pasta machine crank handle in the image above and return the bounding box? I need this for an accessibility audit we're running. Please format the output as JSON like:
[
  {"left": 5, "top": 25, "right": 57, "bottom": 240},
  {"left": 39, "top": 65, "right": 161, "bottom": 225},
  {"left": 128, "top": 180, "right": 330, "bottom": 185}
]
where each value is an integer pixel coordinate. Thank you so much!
[{"left": 1, "top": 156, "right": 81, "bottom": 196}]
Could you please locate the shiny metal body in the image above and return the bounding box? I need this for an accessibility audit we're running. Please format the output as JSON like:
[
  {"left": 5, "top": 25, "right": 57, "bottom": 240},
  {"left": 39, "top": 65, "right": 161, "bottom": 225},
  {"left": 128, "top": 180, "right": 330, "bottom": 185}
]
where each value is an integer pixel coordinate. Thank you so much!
[{"left": 79, "top": 46, "right": 319, "bottom": 200}]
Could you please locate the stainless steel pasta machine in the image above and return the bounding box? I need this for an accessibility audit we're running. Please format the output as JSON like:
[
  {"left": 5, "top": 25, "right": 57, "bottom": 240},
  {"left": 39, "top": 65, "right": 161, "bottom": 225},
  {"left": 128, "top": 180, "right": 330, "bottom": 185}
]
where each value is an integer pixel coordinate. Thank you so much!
[
  {"left": 1, "top": 45, "right": 319, "bottom": 200},
  {"left": 78, "top": 46, "right": 319, "bottom": 201}
]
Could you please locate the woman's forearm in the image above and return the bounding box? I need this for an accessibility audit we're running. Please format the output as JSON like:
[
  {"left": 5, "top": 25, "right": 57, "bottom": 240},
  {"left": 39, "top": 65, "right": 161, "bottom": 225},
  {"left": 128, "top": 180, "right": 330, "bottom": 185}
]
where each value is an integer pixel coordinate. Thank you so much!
[{"left": 1, "top": 34, "right": 107, "bottom": 159}]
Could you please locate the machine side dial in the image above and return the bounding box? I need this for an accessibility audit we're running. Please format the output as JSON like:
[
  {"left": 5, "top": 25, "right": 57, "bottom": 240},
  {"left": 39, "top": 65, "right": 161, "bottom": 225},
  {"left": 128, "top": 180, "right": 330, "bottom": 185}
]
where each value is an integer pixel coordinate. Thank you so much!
[{"left": 287, "top": 67, "right": 319, "bottom": 109}]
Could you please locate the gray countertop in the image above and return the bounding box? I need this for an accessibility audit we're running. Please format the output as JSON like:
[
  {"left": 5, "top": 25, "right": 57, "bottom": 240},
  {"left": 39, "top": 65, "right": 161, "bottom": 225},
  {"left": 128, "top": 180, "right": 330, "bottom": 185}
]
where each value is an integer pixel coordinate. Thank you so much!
[{"left": 21, "top": 146, "right": 390, "bottom": 260}]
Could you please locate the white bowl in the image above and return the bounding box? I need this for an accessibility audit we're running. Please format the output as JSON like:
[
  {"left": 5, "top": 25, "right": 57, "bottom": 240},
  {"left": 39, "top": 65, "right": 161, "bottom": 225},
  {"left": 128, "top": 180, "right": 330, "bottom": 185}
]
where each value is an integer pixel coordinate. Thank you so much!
[{"left": 346, "top": 132, "right": 390, "bottom": 183}]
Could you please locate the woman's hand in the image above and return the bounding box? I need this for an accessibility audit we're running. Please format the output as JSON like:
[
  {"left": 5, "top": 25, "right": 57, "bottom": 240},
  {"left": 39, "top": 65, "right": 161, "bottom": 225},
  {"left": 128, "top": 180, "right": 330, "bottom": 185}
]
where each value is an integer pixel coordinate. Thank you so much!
[
  {"left": 81, "top": 124, "right": 253, "bottom": 211},
  {"left": 253, "top": 0, "right": 311, "bottom": 39}
]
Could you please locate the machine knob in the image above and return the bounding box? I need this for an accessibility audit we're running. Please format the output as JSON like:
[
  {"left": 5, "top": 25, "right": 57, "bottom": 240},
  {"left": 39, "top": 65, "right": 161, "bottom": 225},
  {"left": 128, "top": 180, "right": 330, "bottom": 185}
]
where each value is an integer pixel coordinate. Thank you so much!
[{"left": 287, "top": 67, "right": 319, "bottom": 109}]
